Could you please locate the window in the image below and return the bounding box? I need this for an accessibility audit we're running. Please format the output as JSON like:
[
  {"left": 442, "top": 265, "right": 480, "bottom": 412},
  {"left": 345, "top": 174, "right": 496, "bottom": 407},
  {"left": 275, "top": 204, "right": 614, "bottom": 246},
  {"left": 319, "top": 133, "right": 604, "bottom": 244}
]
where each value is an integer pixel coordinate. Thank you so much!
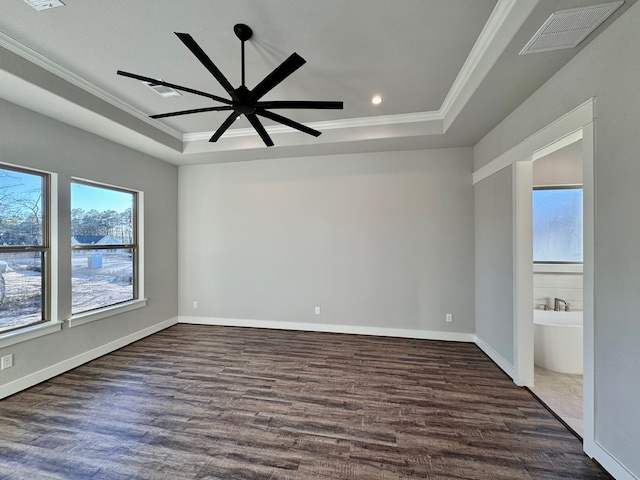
[
  {"left": 71, "top": 180, "right": 139, "bottom": 315},
  {"left": 0, "top": 165, "right": 49, "bottom": 334},
  {"left": 533, "top": 186, "right": 583, "bottom": 263}
]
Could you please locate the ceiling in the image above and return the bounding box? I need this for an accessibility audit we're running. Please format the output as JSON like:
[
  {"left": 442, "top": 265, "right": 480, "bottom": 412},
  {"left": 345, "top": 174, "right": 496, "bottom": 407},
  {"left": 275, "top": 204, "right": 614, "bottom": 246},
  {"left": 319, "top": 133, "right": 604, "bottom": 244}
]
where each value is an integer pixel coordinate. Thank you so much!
[{"left": 0, "top": 0, "right": 635, "bottom": 165}]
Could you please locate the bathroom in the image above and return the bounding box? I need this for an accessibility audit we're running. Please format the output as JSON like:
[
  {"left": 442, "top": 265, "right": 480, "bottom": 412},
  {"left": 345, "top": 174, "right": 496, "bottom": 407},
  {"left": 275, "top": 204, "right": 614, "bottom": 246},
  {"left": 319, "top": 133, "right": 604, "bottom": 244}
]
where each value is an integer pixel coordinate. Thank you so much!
[{"left": 530, "top": 139, "right": 584, "bottom": 437}]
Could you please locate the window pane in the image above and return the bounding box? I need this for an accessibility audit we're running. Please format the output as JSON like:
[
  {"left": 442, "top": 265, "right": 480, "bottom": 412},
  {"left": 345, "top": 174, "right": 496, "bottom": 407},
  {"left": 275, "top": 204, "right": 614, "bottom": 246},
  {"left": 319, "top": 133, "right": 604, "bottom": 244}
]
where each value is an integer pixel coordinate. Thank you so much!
[
  {"left": 0, "top": 167, "right": 44, "bottom": 247},
  {"left": 0, "top": 252, "right": 43, "bottom": 333},
  {"left": 71, "top": 183, "right": 134, "bottom": 245},
  {"left": 71, "top": 249, "right": 134, "bottom": 314},
  {"left": 533, "top": 188, "right": 583, "bottom": 262}
]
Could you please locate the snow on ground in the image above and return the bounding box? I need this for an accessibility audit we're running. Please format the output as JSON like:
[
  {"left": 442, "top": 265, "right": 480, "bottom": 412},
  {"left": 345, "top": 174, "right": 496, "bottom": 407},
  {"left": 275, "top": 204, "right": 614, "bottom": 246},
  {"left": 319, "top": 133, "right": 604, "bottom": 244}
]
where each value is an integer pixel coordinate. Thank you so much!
[{"left": 0, "top": 253, "right": 134, "bottom": 334}]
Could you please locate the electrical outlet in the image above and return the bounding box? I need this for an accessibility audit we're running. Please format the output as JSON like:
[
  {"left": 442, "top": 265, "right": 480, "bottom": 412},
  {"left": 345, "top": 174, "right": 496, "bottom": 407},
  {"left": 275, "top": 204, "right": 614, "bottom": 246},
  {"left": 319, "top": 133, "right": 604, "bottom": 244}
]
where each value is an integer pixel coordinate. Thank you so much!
[
  {"left": 446, "top": 313, "right": 453, "bottom": 323},
  {"left": 315, "top": 306, "right": 321, "bottom": 315},
  {"left": 193, "top": 301, "right": 198, "bottom": 309},
  {"left": 1, "top": 354, "right": 13, "bottom": 370}
]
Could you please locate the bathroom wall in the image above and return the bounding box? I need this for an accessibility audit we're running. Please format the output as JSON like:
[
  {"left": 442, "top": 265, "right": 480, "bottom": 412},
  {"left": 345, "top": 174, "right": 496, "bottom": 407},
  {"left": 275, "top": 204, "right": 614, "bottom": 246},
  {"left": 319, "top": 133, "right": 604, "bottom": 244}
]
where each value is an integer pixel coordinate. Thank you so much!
[{"left": 533, "top": 141, "right": 583, "bottom": 311}]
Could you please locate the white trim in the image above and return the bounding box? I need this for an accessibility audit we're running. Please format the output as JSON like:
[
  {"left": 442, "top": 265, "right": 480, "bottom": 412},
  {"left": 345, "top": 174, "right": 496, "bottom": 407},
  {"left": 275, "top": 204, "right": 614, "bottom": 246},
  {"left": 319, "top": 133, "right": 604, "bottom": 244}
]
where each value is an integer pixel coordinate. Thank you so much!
[
  {"left": 441, "top": 0, "right": 537, "bottom": 131},
  {"left": 183, "top": 111, "right": 443, "bottom": 142},
  {"left": 581, "top": 121, "right": 597, "bottom": 458},
  {"left": 0, "top": 317, "right": 177, "bottom": 400},
  {"left": 474, "top": 334, "right": 516, "bottom": 379},
  {"left": 513, "top": 161, "right": 534, "bottom": 387},
  {"left": 533, "top": 263, "right": 583, "bottom": 274},
  {"left": 137, "top": 191, "right": 145, "bottom": 301},
  {"left": 472, "top": 99, "right": 594, "bottom": 184},
  {"left": 178, "top": 316, "right": 475, "bottom": 342},
  {"left": 68, "top": 298, "right": 148, "bottom": 328},
  {"left": 532, "top": 130, "right": 583, "bottom": 161},
  {"left": 0, "top": 321, "right": 63, "bottom": 349},
  {"left": 0, "top": 31, "right": 182, "bottom": 140},
  {"left": 49, "top": 171, "right": 58, "bottom": 324},
  {"left": 588, "top": 443, "right": 638, "bottom": 480}
]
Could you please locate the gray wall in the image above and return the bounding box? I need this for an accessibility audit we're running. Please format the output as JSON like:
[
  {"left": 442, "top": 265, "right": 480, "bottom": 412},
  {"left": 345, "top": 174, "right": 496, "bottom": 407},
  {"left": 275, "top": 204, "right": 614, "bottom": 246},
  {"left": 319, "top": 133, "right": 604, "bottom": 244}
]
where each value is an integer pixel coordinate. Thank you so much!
[
  {"left": 474, "top": 166, "right": 514, "bottom": 366},
  {"left": 179, "top": 148, "right": 475, "bottom": 335},
  {"left": 533, "top": 140, "right": 583, "bottom": 186},
  {"left": 0, "top": 99, "right": 178, "bottom": 388},
  {"left": 474, "top": 2, "right": 640, "bottom": 475}
]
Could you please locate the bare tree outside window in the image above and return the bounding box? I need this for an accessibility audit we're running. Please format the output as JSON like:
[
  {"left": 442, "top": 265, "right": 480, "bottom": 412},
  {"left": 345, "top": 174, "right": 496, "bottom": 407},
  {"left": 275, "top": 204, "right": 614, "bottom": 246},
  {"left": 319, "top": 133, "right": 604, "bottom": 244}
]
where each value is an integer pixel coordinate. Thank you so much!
[
  {"left": 71, "top": 181, "right": 138, "bottom": 314},
  {"left": 0, "top": 166, "right": 48, "bottom": 334}
]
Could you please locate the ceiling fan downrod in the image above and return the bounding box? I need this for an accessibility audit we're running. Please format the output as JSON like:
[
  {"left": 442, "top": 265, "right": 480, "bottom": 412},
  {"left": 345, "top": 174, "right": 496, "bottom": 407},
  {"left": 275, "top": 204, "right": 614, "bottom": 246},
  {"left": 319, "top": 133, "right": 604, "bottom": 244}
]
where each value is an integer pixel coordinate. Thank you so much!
[{"left": 233, "top": 23, "right": 252, "bottom": 88}]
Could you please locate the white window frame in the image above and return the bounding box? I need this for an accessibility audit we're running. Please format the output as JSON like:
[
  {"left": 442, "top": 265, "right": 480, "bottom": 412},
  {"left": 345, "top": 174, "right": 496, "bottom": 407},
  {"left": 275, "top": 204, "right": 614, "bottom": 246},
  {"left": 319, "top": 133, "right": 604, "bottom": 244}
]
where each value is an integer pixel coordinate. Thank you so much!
[
  {"left": 0, "top": 162, "right": 61, "bottom": 349},
  {"left": 68, "top": 178, "right": 145, "bottom": 328}
]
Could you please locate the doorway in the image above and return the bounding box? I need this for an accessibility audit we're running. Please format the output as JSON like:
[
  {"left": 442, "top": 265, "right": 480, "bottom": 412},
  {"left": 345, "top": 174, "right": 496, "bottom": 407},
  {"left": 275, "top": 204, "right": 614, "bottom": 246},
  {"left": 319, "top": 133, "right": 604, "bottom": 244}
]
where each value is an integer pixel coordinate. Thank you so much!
[
  {"left": 529, "top": 140, "right": 584, "bottom": 437},
  {"left": 511, "top": 99, "right": 595, "bottom": 453}
]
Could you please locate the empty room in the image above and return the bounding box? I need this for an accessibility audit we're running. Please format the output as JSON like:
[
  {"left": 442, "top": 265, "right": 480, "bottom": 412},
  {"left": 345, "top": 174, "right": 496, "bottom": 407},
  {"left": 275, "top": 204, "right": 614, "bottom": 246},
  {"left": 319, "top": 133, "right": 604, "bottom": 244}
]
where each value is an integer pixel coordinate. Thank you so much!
[{"left": 1, "top": 1, "right": 639, "bottom": 479}]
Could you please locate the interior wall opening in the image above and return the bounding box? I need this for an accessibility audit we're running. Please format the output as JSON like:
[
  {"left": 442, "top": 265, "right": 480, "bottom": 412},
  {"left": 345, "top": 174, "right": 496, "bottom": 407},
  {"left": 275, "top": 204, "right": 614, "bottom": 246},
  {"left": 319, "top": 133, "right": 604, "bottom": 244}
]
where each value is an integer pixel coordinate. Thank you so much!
[{"left": 530, "top": 139, "right": 584, "bottom": 437}]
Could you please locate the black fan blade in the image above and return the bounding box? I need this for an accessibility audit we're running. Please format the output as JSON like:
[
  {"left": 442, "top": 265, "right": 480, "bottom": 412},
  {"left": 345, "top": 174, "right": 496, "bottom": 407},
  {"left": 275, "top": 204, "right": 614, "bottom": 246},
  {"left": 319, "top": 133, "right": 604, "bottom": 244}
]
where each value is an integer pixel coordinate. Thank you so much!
[
  {"left": 151, "top": 106, "right": 233, "bottom": 119},
  {"left": 117, "top": 70, "right": 232, "bottom": 105},
  {"left": 249, "top": 53, "right": 306, "bottom": 102},
  {"left": 210, "top": 111, "right": 241, "bottom": 142},
  {"left": 246, "top": 113, "right": 274, "bottom": 147},
  {"left": 256, "top": 109, "right": 321, "bottom": 137},
  {"left": 175, "top": 32, "right": 237, "bottom": 99},
  {"left": 256, "top": 100, "right": 343, "bottom": 110}
]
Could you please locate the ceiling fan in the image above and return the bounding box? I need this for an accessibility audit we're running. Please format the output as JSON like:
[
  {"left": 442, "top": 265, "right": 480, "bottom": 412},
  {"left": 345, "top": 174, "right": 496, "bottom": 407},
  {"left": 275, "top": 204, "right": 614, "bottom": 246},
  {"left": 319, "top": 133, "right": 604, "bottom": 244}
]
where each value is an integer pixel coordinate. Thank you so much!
[{"left": 117, "top": 24, "right": 344, "bottom": 147}]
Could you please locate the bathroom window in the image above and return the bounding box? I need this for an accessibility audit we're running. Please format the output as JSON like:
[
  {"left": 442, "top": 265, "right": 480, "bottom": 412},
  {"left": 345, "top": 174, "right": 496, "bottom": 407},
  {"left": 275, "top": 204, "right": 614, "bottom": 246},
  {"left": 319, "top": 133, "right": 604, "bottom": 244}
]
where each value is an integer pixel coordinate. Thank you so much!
[{"left": 533, "top": 186, "right": 583, "bottom": 263}]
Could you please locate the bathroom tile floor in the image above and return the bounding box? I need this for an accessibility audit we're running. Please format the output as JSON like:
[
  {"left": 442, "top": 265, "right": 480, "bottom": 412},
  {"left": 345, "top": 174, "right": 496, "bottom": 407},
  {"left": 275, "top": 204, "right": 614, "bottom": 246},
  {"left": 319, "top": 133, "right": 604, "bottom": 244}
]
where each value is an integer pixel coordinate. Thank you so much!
[{"left": 532, "top": 366, "right": 584, "bottom": 437}]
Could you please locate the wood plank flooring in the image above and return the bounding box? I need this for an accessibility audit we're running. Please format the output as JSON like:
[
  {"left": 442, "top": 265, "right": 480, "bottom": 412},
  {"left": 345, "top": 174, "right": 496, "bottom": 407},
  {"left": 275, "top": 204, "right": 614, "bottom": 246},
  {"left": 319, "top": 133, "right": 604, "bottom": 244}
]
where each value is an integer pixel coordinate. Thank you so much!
[{"left": 0, "top": 324, "right": 610, "bottom": 479}]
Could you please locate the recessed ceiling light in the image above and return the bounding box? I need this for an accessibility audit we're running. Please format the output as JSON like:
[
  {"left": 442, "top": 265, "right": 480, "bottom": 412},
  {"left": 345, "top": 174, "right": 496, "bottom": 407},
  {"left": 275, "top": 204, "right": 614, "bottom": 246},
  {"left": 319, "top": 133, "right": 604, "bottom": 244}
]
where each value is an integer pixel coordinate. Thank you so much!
[{"left": 371, "top": 95, "right": 383, "bottom": 105}]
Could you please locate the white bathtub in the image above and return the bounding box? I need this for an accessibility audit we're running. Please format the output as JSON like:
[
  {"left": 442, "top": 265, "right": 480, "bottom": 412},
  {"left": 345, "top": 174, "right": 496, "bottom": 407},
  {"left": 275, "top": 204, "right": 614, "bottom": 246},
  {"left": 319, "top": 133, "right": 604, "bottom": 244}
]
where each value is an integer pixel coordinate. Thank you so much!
[{"left": 534, "top": 310, "right": 583, "bottom": 375}]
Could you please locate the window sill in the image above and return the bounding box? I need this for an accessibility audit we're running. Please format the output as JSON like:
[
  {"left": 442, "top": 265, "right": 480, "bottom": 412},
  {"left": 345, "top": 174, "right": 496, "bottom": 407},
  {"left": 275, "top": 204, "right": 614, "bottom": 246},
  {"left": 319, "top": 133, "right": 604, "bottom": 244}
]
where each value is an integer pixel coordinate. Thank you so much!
[
  {"left": 68, "top": 299, "right": 148, "bottom": 328},
  {"left": 0, "top": 320, "right": 63, "bottom": 349},
  {"left": 534, "top": 263, "right": 583, "bottom": 274}
]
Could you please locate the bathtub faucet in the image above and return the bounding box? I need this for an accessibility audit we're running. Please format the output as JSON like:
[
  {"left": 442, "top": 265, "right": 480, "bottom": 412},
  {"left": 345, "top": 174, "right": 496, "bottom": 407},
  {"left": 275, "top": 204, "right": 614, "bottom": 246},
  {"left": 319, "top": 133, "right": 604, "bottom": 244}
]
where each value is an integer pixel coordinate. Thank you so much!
[{"left": 554, "top": 298, "right": 570, "bottom": 312}]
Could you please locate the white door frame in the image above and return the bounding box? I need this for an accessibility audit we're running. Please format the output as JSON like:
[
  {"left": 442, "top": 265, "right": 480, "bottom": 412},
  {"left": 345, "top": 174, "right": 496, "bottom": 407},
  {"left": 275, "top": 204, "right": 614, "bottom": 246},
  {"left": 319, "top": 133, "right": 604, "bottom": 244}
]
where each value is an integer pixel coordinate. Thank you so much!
[{"left": 472, "top": 98, "right": 595, "bottom": 453}]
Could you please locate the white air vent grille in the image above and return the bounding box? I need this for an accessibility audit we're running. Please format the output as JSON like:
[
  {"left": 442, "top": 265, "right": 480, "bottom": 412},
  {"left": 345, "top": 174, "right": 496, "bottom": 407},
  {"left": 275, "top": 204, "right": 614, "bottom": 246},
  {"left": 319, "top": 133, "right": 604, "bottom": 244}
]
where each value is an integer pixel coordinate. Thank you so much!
[
  {"left": 520, "top": 1, "right": 623, "bottom": 55},
  {"left": 144, "top": 81, "right": 182, "bottom": 98},
  {"left": 23, "top": 0, "right": 65, "bottom": 10}
]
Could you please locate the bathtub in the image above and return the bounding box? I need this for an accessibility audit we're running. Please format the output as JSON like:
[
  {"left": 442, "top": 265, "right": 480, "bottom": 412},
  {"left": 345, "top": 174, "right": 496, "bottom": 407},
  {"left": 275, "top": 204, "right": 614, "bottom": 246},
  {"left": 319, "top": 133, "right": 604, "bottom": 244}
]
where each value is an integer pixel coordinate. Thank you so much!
[{"left": 534, "top": 310, "right": 583, "bottom": 375}]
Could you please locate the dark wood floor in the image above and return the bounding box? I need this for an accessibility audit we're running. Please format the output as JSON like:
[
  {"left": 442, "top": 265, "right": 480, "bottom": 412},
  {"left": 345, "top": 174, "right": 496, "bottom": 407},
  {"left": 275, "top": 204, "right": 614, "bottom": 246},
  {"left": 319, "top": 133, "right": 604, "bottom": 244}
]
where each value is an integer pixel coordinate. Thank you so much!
[{"left": 0, "top": 324, "right": 609, "bottom": 479}]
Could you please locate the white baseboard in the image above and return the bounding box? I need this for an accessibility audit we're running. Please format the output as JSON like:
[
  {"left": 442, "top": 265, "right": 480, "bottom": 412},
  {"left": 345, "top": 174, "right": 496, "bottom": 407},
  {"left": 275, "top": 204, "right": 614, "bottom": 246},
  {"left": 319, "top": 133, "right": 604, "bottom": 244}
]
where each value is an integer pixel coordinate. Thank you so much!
[
  {"left": 179, "top": 316, "right": 475, "bottom": 342},
  {"left": 585, "top": 442, "right": 638, "bottom": 480},
  {"left": 474, "top": 334, "right": 516, "bottom": 379},
  {"left": 0, "top": 317, "right": 178, "bottom": 400}
]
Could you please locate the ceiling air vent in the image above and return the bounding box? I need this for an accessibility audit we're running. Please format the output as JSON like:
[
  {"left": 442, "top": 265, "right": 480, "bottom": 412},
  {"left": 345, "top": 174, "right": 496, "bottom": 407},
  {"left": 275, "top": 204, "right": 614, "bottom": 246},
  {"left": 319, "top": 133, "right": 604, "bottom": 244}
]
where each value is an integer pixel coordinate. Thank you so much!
[
  {"left": 520, "top": 1, "right": 623, "bottom": 55},
  {"left": 144, "top": 81, "right": 182, "bottom": 99},
  {"left": 23, "top": 0, "right": 65, "bottom": 10}
]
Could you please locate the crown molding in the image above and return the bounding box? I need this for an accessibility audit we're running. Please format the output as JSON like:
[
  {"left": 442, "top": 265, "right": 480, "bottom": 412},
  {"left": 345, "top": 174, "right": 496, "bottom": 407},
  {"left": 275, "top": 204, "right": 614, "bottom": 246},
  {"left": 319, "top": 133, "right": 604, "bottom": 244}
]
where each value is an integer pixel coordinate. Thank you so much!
[
  {"left": 0, "top": 30, "right": 183, "bottom": 140},
  {"left": 0, "top": 1, "right": 541, "bottom": 161},
  {"left": 440, "top": 0, "right": 539, "bottom": 131},
  {"left": 183, "top": 110, "right": 443, "bottom": 142}
]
